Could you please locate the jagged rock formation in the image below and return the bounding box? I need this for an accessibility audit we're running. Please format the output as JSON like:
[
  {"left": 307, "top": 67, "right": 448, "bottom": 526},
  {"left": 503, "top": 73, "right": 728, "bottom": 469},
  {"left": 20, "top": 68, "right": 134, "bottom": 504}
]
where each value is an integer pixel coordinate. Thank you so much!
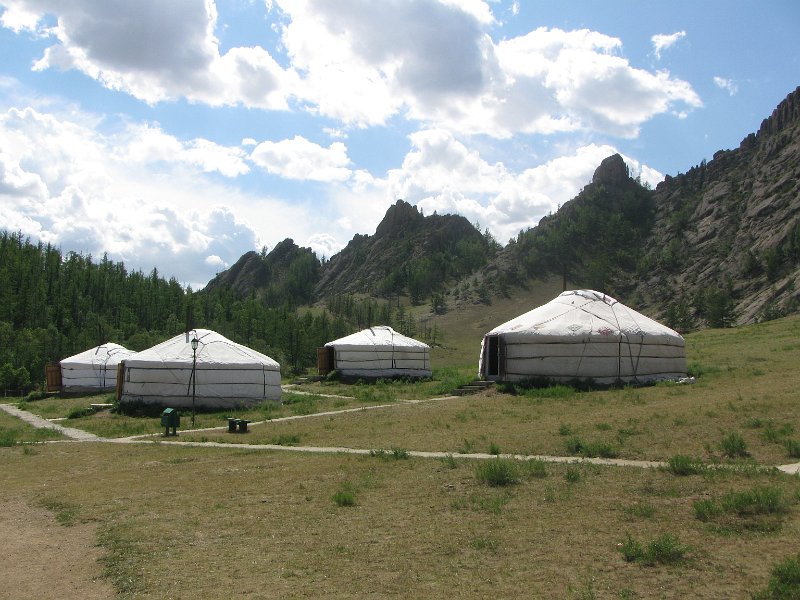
[
  {"left": 204, "top": 86, "right": 800, "bottom": 329},
  {"left": 314, "top": 199, "right": 491, "bottom": 299},
  {"left": 632, "top": 86, "right": 800, "bottom": 324}
]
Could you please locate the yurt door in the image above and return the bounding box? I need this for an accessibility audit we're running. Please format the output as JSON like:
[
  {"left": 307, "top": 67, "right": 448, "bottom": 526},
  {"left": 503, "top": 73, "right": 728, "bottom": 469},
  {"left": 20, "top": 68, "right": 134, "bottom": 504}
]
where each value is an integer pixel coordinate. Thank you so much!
[
  {"left": 484, "top": 335, "right": 502, "bottom": 378},
  {"left": 317, "top": 347, "right": 335, "bottom": 376}
]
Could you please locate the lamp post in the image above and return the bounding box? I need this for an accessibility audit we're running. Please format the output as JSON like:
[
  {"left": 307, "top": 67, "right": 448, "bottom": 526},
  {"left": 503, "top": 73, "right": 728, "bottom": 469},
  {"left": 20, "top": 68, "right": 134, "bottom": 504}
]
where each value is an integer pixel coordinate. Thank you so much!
[{"left": 191, "top": 336, "right": 198, "bottom": 426}]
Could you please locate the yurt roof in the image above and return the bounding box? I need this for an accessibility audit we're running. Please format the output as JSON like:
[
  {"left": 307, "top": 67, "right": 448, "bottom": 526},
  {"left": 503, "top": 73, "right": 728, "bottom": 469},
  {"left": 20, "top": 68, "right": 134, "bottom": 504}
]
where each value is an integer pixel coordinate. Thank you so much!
[
  {"left": 325, "top": 326, "right": 430, "bottom": 350},
  {"left": 487, "top": 290, "right": 684, "bottom": 344},
  {"left": 61, "top": 342, "right": 135, "bottom": 366},
  {"left": 125, "top": 329, "right": 279, "bottom": 369}
]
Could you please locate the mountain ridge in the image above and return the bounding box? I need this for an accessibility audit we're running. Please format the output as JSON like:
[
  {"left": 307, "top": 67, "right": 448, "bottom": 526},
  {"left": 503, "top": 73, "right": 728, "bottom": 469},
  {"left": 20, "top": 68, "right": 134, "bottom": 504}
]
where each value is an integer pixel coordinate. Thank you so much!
[{"left": 205, "top": 86, "right": 800, "bottom": 329}]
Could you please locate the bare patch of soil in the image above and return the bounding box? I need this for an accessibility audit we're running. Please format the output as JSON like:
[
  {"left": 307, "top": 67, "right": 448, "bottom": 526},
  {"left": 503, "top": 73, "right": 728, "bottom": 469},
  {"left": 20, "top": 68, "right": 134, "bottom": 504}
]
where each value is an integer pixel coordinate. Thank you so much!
[{"left": 0, "top": 499, "right": 114, "bottom": 600}]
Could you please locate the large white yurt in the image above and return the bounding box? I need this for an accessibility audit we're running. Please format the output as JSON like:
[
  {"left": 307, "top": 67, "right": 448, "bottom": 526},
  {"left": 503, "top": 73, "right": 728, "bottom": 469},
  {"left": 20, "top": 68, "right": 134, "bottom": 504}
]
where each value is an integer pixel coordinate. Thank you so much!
[
  {"left": 60, "top": 343, "right": 135, "bottom": 393},
  {"left": 479, "top": 290, "right": 686, "bottom": 385},
  {"left": 319, "top": 326, "right": 432, "bottom": 379},
  {"left": 119, "top": 329, "right": 281, "bottom": 408}
]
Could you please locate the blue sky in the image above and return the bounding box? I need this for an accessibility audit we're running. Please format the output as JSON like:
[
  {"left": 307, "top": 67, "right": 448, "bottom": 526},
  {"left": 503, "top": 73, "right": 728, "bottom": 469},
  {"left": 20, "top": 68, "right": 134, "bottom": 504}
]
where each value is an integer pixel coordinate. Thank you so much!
[{"left": 0, "top": 0, "right": 798, "bottom": 289}]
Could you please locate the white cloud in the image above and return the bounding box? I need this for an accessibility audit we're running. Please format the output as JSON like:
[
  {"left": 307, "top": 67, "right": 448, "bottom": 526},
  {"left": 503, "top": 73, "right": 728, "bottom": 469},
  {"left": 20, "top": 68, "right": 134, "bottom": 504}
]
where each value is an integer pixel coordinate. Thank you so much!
[
  {"left": 651, "top": 30, "right": 686, "bottom": 59},
  {"left": 3, "top": 1, "right": 701, "bottom": 140},
  {"left": 0, "top": 104, "right": 308, "bottom": 287},
  {"left": 387, "top": 130, "right": 663, "bottom": 243},
  {"left": 16, "top": 0, "right": 295, "bottom": 109},
  {"left": 713, "top": 76, "right": 738, "bottom": 96},
  {"left": 250, "top": 136, "right": 352, "bottom": 182}
]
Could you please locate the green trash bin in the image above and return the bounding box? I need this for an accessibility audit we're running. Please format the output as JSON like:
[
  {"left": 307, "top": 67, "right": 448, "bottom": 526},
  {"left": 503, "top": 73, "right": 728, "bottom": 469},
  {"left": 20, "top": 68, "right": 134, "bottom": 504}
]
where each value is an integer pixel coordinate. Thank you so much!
[{"left": 161, "top": 408, "right": 179, "bottom": 436}]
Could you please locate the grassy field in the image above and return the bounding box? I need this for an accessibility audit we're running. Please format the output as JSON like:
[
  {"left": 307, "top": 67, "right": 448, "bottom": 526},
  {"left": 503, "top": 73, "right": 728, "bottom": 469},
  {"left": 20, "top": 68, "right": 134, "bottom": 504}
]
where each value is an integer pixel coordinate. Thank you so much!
[{"left": 2, "top": 310, "right": 800, "bottom": 598}]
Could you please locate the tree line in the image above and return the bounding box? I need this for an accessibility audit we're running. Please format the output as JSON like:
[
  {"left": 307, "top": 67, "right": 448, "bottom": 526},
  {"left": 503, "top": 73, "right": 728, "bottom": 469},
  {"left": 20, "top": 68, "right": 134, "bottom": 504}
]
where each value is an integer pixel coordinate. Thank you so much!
[{"left": 0, "top": 231, "right": 430, "bottom": 394}]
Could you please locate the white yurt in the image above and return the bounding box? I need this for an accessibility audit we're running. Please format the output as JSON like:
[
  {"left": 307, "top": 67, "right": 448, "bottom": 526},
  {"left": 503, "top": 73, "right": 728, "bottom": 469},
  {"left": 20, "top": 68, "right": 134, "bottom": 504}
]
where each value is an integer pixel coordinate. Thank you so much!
[
  {"left": 119, "top": 329, "right": 281, "bottom": 408},
  {"left": 60, "top": 343, "right": 135, "bottom": 393},
  {"left": 479, "top": 290, "right": 686, "bottom": 385},
  {"left": 319, "top": 326, "right": 432, "bottom": 379}
]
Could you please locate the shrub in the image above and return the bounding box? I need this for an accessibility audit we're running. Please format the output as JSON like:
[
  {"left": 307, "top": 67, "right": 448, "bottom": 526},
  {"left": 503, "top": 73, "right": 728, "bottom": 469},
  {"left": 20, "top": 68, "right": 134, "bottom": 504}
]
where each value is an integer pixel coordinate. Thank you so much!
[
  {"left": 391, "top": 447, "right": 410, "bottom": 460},
  {"left": 720, "top": 431, "right": 749, "bottom": 458},
  {"left": 475, "top": 458, "right": 519, "bottom": 487},
  {"left": 785, "top": 439, "right": 800, "bottom": 459},
  {"left": 565, "top": 436, "right": 619, "bottom": 458},
  {"left": 667, "top": 455, "right": 706, "bottom": 476},
  {"left": 618, "top": 533, "right": 644, "bottom": 563},
  {"left": 618, "top": 533, "right": 689, "bottom": 566},
  {"left": 753, "top": 553, "right": 800, "bottom": 600},
  {"left": 694, "top": 486, "right": 792, "bottom": 532},
  {"left": 564, "top": 467, "right": 581, "bottom": 483},
  {"left": 488, "top": 442, "right": 501, "bottom": 455},
  {"left": 558, "top": 423, "right": 573, "bottom": 436},
  {"left": 67, "top": 406, "right": 95, "bottom": 419},
  {"left": 24, "top": 389, "right": 48, "bottom": 402},
  {"left": 565, "top": 436, "right": 585, "bottom": 454},
  {"left": 333, "top": 483, "right": 357, "bottom": 507}
]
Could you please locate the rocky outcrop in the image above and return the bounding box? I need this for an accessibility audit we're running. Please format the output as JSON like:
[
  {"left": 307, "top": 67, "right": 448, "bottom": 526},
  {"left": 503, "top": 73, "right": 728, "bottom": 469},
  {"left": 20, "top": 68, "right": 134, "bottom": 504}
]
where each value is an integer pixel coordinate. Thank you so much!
[
  {"left": 630, "top": 86, "right": 800, "bottom": 324},
  {"left": 314, "top": 199, "right": 489, "bottom": 297},
  {"left": 592, "top": 153, "right": 629, "bottom": 186}
]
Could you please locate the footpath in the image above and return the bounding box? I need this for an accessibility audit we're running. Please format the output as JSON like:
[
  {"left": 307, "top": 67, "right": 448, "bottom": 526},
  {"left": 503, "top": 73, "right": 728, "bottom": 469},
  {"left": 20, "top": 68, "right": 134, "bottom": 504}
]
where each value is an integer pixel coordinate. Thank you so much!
[{"left": 2, "top": 403, "right": 799, "bottom": 475}]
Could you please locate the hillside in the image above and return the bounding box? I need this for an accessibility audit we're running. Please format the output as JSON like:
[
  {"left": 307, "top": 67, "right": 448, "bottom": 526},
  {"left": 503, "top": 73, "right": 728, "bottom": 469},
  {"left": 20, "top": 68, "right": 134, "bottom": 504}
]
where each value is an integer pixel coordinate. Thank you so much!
[
  {"left": 631, "top": 86, "right": 800, "bottom": 326},
  {"left": 205, "top": 85, "right": 800, "bottom": 332},
  {"left": 203, "top": 239, "right": 319, "bottom": 306},
  {"left": 314, "top": 199, "right": 495, "bottom": 303}
]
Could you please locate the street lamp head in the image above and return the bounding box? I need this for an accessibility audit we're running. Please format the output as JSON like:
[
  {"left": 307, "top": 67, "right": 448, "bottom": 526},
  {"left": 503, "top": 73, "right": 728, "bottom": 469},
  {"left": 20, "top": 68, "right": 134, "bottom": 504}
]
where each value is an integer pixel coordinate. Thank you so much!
[{"left": 191, "top": 337, "right": 199, "bottom": 351}]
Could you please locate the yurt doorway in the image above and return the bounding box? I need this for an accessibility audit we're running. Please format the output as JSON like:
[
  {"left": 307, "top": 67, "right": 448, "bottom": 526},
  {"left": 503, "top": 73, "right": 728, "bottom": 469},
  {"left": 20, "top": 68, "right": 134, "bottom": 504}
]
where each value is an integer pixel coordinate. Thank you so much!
[{"left": 484, "top": 335, "right": 501, "bottom": 378}]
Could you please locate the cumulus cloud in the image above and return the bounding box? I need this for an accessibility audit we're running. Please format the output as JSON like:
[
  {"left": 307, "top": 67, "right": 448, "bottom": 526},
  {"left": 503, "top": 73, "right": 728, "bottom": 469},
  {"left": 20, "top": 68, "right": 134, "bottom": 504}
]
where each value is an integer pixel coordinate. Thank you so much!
[
  {"left": 3, "top": 0, "right": 701, "bottom": 139},
  {"left": 119, "top": 123, "right": 249, "bottom": 177},
  {"left": 0, "top": 104, "right": 306, "bottom": 287},
  {"left": 250, "top": 136, "right": 352, "bottom": 182},
  {"left": 651, "top": 30, "right": 686, "bottom": 59},
  {"left": 387, "top": 129, "right": 662, "bottom": 243},
  {"left": 713, "top": 76, "right": 738, "bottom": 96},
  {"left": 12, "top": 0, "right": 295, "bottom": 109}
]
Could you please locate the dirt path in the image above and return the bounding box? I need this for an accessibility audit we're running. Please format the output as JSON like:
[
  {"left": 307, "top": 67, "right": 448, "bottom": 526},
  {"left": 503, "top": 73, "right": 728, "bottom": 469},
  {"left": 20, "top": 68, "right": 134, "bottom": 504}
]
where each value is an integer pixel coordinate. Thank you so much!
[{"left": 0, "top": 499, "right": 114, "bottom": 600}]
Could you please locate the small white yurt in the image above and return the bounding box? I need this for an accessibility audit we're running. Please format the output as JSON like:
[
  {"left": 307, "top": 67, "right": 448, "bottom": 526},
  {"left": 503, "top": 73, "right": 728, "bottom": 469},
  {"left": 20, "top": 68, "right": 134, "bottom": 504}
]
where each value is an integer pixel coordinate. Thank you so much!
[
  {"left": 479, "top": 290, "right": 686, "bottom": 385},
  {"left": 119, "top": 329, "right": 281, "bottom": 408},
  {"left": 319, "top": 326, "right": 431, "bottom": 379},
  {"left": 60, "top": 343, "right": 135, "bottom": 393}
]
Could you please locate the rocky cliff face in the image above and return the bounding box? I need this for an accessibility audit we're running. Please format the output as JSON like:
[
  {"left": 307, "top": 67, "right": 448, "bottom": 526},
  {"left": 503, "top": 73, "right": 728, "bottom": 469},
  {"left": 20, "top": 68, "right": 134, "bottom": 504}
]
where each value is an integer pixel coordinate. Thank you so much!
[
  {"left": 314, "top": 199, "right": 489, "bottom": 298},
  {"left": 632, "top": 86, "right": 800, "bottom": 324}
]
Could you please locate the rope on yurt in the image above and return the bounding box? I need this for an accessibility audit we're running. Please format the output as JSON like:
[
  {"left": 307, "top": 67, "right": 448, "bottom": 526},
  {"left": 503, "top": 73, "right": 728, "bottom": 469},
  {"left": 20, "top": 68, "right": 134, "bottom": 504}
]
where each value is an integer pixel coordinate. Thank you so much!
[{"left": 610, "top": 301, "right": 644, "bottom": 384}]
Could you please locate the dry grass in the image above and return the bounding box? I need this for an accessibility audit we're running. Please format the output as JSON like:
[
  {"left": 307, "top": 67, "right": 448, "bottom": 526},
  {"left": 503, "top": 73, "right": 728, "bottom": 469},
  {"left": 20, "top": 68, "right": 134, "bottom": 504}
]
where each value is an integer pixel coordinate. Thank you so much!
[
  {"left": 178, "top": 316, "right": 800, "bottom": 466},
  {"left": 1, "top": 442, "right": 798, "bottom": 599},
  {"left": 2, "top": 311, "right": 800, "bottom": 598}
]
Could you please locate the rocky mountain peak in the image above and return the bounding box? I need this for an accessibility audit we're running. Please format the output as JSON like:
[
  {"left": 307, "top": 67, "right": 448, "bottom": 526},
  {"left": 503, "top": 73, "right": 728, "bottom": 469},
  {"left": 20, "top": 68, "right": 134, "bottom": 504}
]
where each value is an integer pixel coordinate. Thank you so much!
[
  {"left": 756, "top": 86, "right": 800, "bottom": 138},
  {"left": 374, "top": 199, "right": 424, "bottom": 238},
  {"left": 591, "top": 153, "right": 629, "bottom": 186}
]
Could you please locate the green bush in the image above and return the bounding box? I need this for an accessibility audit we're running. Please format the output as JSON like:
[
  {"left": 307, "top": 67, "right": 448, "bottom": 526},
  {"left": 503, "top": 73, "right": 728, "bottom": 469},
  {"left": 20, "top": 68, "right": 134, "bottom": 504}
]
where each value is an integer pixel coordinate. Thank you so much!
[
  {"left": 694, "top": 486, "right": 792, "bottom": 532},
  {"left": 488, "top": 442, "right": 501, "bottom": 455},
  {"left": 618, "top": 533, "right": 689, "bottom": 566},
  {"left": 564, "top": 436, "right": 618, "bottom": 458},
  {"left": 720, "top": 431, "right": 749, "bottom": 458},
  {"left": 475, "top": 458, "right": 519, "bottom": 487},
  {"left": 67, "top": 406, "right": 95, "bottom": 419},
  {"left": 564, "top": 467, "right": 581, "bottom": 483},
  {"left": 753, "top": 553, "right": 800, "bottom": 599},
  {"left": 785, "top": 439, "right": 800, "bottom": 459},
  {"left": 333, "top": 482, "right": 357, "bottom": 507}
]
